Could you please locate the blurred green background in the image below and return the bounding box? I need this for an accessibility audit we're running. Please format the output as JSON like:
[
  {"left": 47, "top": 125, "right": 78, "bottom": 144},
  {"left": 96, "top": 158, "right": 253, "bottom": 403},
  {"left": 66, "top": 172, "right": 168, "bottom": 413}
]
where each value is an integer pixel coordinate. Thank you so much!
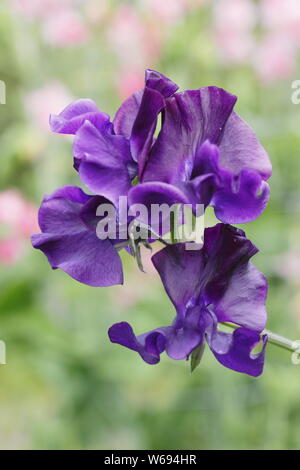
[{"left": 1, "top": 0, "right": 300, "bottom": 450}]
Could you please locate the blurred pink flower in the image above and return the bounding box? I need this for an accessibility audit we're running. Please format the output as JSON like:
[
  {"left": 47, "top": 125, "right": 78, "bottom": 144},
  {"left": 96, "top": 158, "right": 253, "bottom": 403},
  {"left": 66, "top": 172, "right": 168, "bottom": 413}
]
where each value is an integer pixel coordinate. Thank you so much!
[
  {"left": 0, "top": 237, "right": 24, "bottom": 265},
  {"left": 0, "top": 190, "right": 38, "bottom": 265},
  {"left": 24, "top": 82, "right": 73, "bottom": 132},
  {"left": 84, "top": 0, "right": 109, "bottom": 25},
  {"left": 213, "top": 0, "right": 256, "bottom": 32},
  {"left": 274, "top": 250, "right": 300, "bottom": 284},
  {"left": 10, "top": 0, "right": 72, "bottom": 19},
  {"left": 117, "top": 69, "right": 145, "bottom": 100},
  {"left": 42, "top": 8, "right": 89, "bottom": 46},
  {"left": 213, "top": 0, "right": 256, "bottom": 64},
  {"left": 184, "top": 0, "right": 209, "bottom": 7},
  {"left": 261, "top": 0, "right": 300, "bottom": 44},
  {"left": 215, "top": 29, "right": 255, "bottom": 64},
  {"left": 107, "top": 4, "right": 162, "bottom": 95},
  {"left": 107, "top": 5, "right": 148, "bottom": 68},
  {"left": 254, "top": 33, "right": 295, "bottom": 84},
  {"left": 141, "top": 0, "right": 185, "bottom": 25},
  {"left": 11, "top": 1, "right": 89, "bottom": 47}
]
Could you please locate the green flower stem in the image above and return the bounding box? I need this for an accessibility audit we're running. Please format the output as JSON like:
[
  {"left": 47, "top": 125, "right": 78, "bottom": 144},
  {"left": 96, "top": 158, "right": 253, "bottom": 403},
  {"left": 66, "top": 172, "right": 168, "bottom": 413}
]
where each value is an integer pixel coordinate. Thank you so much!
[{"left": 221, "top": 322, "right": 299, "bottom": 353}]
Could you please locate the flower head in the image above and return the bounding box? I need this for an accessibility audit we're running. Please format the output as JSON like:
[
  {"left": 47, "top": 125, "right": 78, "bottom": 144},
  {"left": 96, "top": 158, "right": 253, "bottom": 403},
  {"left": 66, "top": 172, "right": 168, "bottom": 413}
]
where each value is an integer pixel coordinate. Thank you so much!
[
  {"left": 109, "top": 224, "right": 268, "bottom": 376},
  {"left": 31, "top": 186, "right": 124, "bottom": 287},
  {"left": 32, "top": 69, "right": 271, "bottom": 376}
]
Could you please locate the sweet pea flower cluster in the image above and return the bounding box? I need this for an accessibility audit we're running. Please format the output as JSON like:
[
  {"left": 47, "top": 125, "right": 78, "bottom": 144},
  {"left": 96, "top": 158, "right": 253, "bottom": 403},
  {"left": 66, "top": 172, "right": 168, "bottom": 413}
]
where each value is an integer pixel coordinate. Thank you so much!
[{"left": 32, "top": 70, "right": 272, "bottom": 377}]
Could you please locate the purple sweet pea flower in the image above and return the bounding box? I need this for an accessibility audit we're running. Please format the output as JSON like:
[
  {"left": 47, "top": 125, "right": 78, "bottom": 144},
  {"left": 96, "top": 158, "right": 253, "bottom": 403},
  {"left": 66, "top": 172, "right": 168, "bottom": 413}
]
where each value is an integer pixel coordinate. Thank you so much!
[
  {"left": 31, "top": 185, "right": 126, "bottom": 287},
  {"left": 129, "top": 82, "right": 272, "bottom": 224},
  {"left": 49, "top": 69, "right": 271, "bottom": 223},
  {"left": 108, "top": 224, "right": 268, "bottom": 376},
  {"left": 49, "top": 70, "right": 178, "bottom": 205}
]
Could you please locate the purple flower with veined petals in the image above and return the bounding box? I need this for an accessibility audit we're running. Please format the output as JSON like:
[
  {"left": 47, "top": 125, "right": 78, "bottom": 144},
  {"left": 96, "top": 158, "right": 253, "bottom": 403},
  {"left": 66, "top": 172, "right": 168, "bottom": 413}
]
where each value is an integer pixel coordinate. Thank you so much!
[
  {"left": 49, "top": 69, "right": 271, "bottom": 223},
  {"left": 32, "top": 70, "right": 180, "bottom": 285},
  {"left": 108, "top": 224, "right": 268, "bottom": 376},
  {"left": 49, "top": 70, "right": 178, "bottom": 206},
  {"left": 31, "top": 185, "right": 126, "bottom": 287},
  {"left": 128, "top": 80, "right": 272, "bottom": 224}
]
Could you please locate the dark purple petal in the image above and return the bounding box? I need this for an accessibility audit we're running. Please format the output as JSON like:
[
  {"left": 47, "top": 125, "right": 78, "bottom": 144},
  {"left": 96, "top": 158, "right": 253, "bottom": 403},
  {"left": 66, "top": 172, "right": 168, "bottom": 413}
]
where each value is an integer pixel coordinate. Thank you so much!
[
  {"left": 114, "top": 70, "right": 179, "bottom": 177},
  {"left": 113, "top": 69, "right": 178, "bottom": 139},
  {"left": 152, "top": 224, "right": 267, "bottom": 334},
  {"left": 79, "top": 195, "right": 114, "bottom": 230},
  {"left": 128, "top": 181, "right": 192, "bottom": 208},
  {"left": 144, "top": 69, "right": 179, "bottom": 98},
  {"left": 202, "top": 224, "right": 259, "bottom": 302},
  {"left": 108, "top": 322, "right": 168, "bottom": 364},
  {"left": 213, "top": 262, "right": 268, "bottom": 332},
  {"left": 113, "top": 90, "right": 144, "bottom": 139},
  {"left": 142, "top": 87, "right": 237, "bottom": 183},
  {"left": 50, "top": 99, "right": 111, "bottom": 135},
  {"left": 73, "top": 120, "right": 134, "bottom": 203},
  {"left": 73, "top": 119, "right": 132, "bottom": 167},
  {"left": 205, "top": 312, "right": 268, "bottom": 377},
  {"left": 31, "top": 186, "right": 123, "bottom": 287},
  {"left": 79, "top": 164, "right": 131, "bottom": 206},
  {"left": 192, "top": 139, "right": 221, "bottom": 179},
  {"left": 212, "top": 169, "right": 270, "bottom": 224},
  {"left": 38, "top": 185, "right": 92, "bottom": 234},
  {"left": 152, "top": 244, "right": 205, "bottom": 318},
  {"left": 165, "top": 307, "right": 205, "bottom": 360},
  {"left": 219, "top": 111, "right": 272, "bottom": 180},
  {"left": 130, "top": 86, "right": 165, "bottom": 175},
  {"left": 31, "top": 231, "right": 123, "bottom": 287},
  {"left": 128, "top": 181, "right": 194, "bottom": 235},
  {"left": 193, "top": 140, "right": 271, "bottom": 224}
]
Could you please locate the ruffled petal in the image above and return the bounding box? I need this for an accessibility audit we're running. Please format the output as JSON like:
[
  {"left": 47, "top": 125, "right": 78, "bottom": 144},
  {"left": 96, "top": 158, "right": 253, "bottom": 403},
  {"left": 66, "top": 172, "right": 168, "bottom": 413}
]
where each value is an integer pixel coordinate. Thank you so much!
[
  {"left": 193, "top": 140, "right": 271, "bottom": 224},
  {"left": 219, "top": 111, "right": 272, "bottom": 180},
  {"left": 31, "top": 186, "right": 123, "bottom": 287},
  {"left": 205, "top": 312, "right": 268, "bottom": 377},
  {"left": 152, "top": 243, "right": 205, "bottom": 317},
  {"left": 50, "top": 99, "right": 111, "bottom": 135},
  {"left": 130, "top": 86, "right": 165, "bottom": 175},
  {"left": 144, "top": 69, "right": 179, "bottom": 98},
  {"left": 73, "top": 120, "right": 135, "bottom": 203},
  {"left": 128, "top": 181, "right": 195, "bottom": 236},
  {"left": 202, "top": 224, "right": 259, "bottom": 302},
  {"left": 142, "top": 87, "right": 237, "bottom": 183},
  {"left": 37, "top": 185, "right": 92, "bottom": 234},
  {"left": 113, "top": 90, "right": 143, "bottom": 139},
  {"left": 113, "top": 69, "right": 178, "bottom": 139},
  {"left": 213, "top": 262, "right": 268, "bottom": 332},
  {"left": 212, "top": 169, "right": 270, "bottom": 224},
  {"left": 165, "top": 307, "right": 205, "bottom": 360},
  {"left": 31, "top": 231, "right": 123, "bottom": 287},
  {"left": 108, "top": 322, "right": 168, "bottom": 364}
]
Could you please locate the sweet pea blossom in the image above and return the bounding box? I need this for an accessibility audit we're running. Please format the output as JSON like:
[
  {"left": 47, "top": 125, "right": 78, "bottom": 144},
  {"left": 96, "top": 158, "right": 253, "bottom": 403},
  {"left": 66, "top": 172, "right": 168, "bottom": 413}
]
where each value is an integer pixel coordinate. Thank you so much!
[
  {"left": 32, "top": 71, "right": 179, "bottom": 286},
  {"left": 33, "top": 70, "right": 271, "bottom": 292},
  {"left": 49, "top": 70, "right": 178, "bottom": 206},
  {"left": 42, "top": 8, "right": 89, "bottom": 47},
  {"left": 128, "top": 72, "right": 271, "bottom": 225},
  {"left": 109, "top": 224, "right": 268, "bottom": 376},
  {"left": 31, "top": 186, "right": 125, "bottom": 287},
  {"left": 49, "top": 70, "right": 271, "bottom": 225}
]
